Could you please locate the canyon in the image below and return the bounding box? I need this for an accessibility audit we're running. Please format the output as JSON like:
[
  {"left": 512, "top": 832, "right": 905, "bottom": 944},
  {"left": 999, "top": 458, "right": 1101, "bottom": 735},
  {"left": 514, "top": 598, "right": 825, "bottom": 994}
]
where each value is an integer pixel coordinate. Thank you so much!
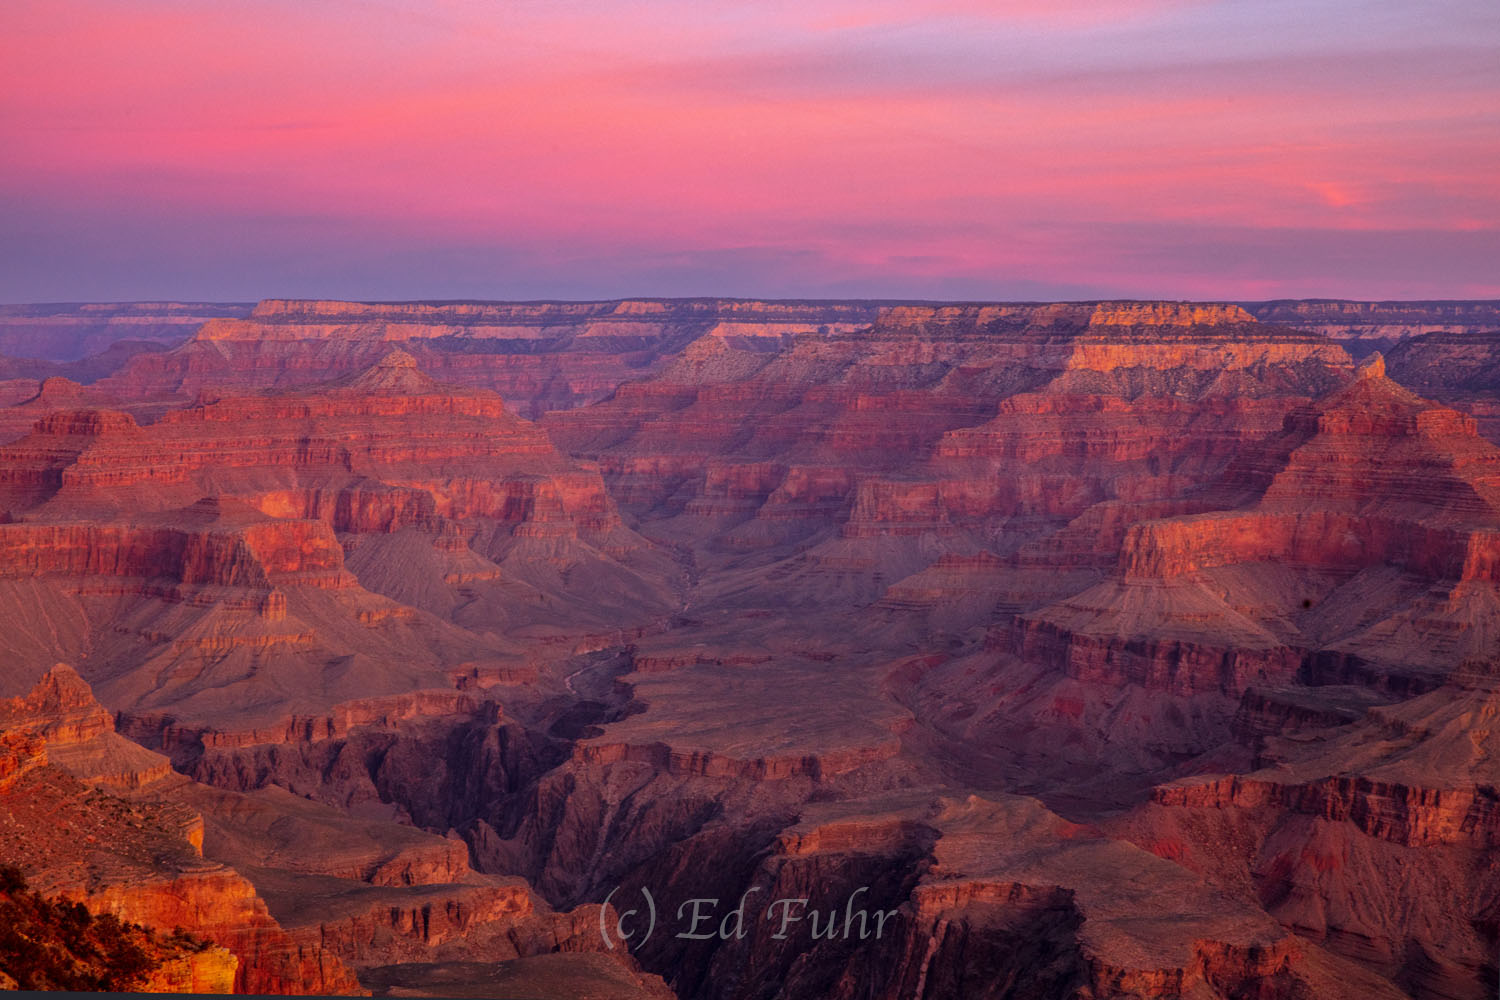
[{"left": 0, "top": 297, "right": 1498, "bottom": 998}]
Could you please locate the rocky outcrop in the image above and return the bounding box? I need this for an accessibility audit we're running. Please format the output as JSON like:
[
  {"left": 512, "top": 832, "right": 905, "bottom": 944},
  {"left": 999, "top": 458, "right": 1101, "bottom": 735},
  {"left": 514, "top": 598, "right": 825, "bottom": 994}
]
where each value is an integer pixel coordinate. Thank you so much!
[
  {"left": 152, "top": 689, "right": 496, "bottom": 752},
  {"left": 607, "top": 793, "right": 1401, "bottom": 1000},
  {"left": 160, "top": 704, "right": 677, "bottom": 993},
  {"left": 0, "top": 663, "right": 111, "bottom": 747},
  {"left": 0, "top": 664, "right": 171, "bottom": 791},
  {"left": 0, "top": 866, "right": 238, "bottom": 994},
  {"left": 79, "top": 867, "right": 363, "bottom": 996},
  {"left": 1154, "top": 771, "right": 1500, "bottom": 849},
  {"left": 0, "top": 670, "right": 364, "bottom": 994},
  {"left": 1014, "top": 612, "right": 1303, "bottom": 696},
  {"left": 264, "top": 874, "right": 603, "bottom": 969},
  {"left": 1087, "top": 301, "right": 1258, "bottom": 326},
  {"left": 1383, "top": 325, "right": 1500, "bottom": 446},
  {"left": 572, "top": 736, "right": 899, "bottom": 782},
  {"left": 0, "top": 665, "right": 646, "bottom": 995},
  {"left": 0, "top": 730, "right": 46, "bottom": 791},
  {"left": 569, "top": 659, "right": 911, "bottom": 785},
  {"left": 543, "top": 300, "right": 1351, "bottom": 581},
  {"left": 1020, "top": 359, "right": 1500, "bottom": 697},
  {"left": 1109, "top": 676, "right": 1500, "bottom": 998}
]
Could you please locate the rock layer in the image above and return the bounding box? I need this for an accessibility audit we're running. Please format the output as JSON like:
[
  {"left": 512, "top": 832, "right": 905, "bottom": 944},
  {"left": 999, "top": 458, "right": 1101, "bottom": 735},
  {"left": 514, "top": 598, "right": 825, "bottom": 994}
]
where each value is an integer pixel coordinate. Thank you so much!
[{"left": 4, "top": 298, "right": 1500, "bottom": 998}]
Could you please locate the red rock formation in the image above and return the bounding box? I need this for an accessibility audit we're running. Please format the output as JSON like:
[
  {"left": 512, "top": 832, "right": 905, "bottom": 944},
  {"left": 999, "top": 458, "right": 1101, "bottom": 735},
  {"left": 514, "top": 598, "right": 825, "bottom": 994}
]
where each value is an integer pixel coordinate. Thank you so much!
[
  {"left": 7, "top": 298, "right": 1498, "bottom": 998},
  {"left": 0, "top": 663, "right": 678, "bottom": 996},
  {"left": 1246, "top": 299, "right": 1500, "bottom": 354},
  {"left": 1111, "top": 677, "right": 1500, "bottom": 997},
  {"left": 0, "top": 669, "right": 365, "bottom": 994},
  {"left": 0, "top": 302, "right": 248, "bottom": 361},
  {"left": 0, "top": 352, "right": 679, "bottom": 739},
  {"left": 0, "top": 867, "right": 239, "bottom": 993},
  {"left": 544, "top": 300, "right": 1349, "bottom": 599},
  {"left": 94, "top": 298, "right": 884, "bottom": 418},
  {"left": 1018, "top": 355, "right": 1500, "bottom": 699}
]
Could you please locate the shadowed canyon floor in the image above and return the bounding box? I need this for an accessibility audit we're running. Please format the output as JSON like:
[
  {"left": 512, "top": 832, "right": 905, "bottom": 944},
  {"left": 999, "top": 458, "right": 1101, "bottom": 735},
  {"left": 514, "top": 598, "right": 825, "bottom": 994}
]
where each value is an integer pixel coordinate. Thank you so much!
[{"left": 1, "top": 298, "right": 1499, "bottom": 998}]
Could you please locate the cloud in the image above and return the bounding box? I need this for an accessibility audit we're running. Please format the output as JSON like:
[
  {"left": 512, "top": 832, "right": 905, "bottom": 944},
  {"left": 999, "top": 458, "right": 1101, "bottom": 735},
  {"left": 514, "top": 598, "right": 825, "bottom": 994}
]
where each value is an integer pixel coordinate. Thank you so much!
[
  {"left": 801, "top": 0, "right": 1203, "bottom": 32},
  {"left": 0, "top": 0, "right": 1496, "bottom": 300}
]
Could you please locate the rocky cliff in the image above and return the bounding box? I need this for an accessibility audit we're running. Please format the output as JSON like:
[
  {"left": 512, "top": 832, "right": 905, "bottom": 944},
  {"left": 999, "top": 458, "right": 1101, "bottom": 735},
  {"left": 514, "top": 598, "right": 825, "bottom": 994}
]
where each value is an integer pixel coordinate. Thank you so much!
[
  {"left": 0, "top": 865, "right": 238, "bottom": 993},
  {"left": 1244, "top": 299, "right": 1500, "bottom": 355},
  {"left": 4, "top": 297, "right": 1499, "bottom": 997},
  {"left": 0, "top": 352, "right": 680, "bottom": 735},
  {"left": 0, "top": 665, "right": 673, "bottom": 997},
  {"left": 0, "top": 302, "right": 251, "bottom": 361},
  {"left": 1019, "top": 354, "right": 1500, "bottom": 701},
  {"left": 0, "top": 668, "right": 364, "bottom": 994},
  {"left": 94, "top": 298, "right": 884, "bottom": 419}
]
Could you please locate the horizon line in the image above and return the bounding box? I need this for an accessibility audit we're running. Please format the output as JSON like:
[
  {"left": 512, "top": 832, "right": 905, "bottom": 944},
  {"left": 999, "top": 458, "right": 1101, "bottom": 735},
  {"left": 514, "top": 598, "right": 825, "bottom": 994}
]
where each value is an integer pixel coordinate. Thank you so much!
[{"left": 6, "top": 295, "right": 1500, "bottom": 309}]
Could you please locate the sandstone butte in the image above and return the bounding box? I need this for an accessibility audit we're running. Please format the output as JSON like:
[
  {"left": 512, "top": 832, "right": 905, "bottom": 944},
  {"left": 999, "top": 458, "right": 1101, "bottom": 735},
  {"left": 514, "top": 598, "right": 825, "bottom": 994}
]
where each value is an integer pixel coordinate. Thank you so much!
[{"left": 0, "top": 298, "right": 1499, "bottom": 998}]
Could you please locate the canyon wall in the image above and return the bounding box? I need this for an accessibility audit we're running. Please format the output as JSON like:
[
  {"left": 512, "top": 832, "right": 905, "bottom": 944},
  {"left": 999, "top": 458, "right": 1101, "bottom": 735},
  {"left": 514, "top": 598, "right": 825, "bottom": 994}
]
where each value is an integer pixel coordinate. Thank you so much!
[{"left": 3, "top": 298, "right": 1499, "bottom": 997}]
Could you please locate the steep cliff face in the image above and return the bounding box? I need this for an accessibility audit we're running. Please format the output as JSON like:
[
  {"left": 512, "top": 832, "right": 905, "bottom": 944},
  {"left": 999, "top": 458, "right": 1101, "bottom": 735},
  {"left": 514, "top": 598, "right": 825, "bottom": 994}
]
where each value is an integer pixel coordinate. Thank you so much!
[
  {"left": 1111, "top": 676, "right": 1500, "bottom": 998},
  {"left": 1019, "top": 355, "right": 1500, "bottom": 699},
  {"left": 96, "top": 298, "right": 885, "bottom": 418},
  {"left": 969, "top": 357, "right": 1500, "bottom": 997},
  {"left": 1388, "top": 327, "right": 1500, "bottom": 391},
  {"left": 1246, "top": 299, "right": 1500, "bottom": 354},
  {"left": 543, "top": 301, "right": 1350, "bottom": 578},
  {"left": 0, "top": 867, "right": 238, "bottom": 994},
  {"left": 0, "top": 670, "right": 364, "bottom": 995},
  {"left": 1384, "top": 327, "right": 1500, "bottom": 447},
  {"left": 0, "top": 664, "right": 172, "bottom": 791},
  {"left": 7, "top": 298, "right": 1500, "bottom": 998},
  {"left": 0, "top": 665, "right": 675, "bottom": 996},
  {"left": 1088, "top": 301, "right": 1258, "bottom": 326},
  {"left": 0, "top": 353, "right": 679, "bottom": 732},
  {"left": 0, "top": 516, "right": 349, "bottom": 589},
  {"left": 0, "top": 378, "right": 132, "bottom": 446},
  {"left": 0, "top": 302, "right": 250, "bottom": 361},
  {"left": 469, "top": 778, "right": 1401, "bottom": 1000},
  {"left": 0, "top": 663, "right": 112, "bottom": 747},
  {"left": 7, "top": 352, "right": 587, "bottom": 514},
  {"left": 0, "top": 352, "right": 666, "bottom": 598}
]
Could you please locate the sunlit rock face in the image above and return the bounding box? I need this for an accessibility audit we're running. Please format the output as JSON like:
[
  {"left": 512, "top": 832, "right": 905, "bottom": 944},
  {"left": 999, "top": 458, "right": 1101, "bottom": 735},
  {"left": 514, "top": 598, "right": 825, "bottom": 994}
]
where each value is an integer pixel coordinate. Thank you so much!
[{"left": 5, "top": 298, "right": 1500, "bottom": 998}]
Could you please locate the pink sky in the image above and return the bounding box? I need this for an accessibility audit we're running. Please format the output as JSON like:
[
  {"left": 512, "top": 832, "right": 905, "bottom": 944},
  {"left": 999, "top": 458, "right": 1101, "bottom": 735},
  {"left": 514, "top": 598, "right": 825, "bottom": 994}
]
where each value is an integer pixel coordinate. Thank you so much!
[{"left": 2, "top": 0, "right": 1497, "bottom": 301}]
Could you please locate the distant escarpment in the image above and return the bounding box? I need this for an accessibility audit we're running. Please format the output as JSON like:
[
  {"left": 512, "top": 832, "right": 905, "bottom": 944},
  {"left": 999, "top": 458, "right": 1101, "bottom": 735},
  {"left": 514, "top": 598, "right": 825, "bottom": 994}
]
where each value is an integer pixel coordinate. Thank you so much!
[
  {"left": 0, "top": 302, "right": 251, "bottom": 362},
  {"left": 96, "top": 298, "right": 886, "bottom": 418},
  {"left": 1244, "top": 299, "right": 1500, "bottom": 354},
  {"left": 545, "top": 300, "right": 1348, "bottom": 539}
]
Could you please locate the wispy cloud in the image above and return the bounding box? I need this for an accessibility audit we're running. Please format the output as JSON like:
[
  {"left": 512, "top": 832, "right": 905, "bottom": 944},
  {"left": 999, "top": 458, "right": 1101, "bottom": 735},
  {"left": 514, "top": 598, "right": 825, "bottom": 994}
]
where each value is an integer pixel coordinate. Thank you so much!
[{"left": 0, "top": 0, "right": 1495, "bottom": 300}]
